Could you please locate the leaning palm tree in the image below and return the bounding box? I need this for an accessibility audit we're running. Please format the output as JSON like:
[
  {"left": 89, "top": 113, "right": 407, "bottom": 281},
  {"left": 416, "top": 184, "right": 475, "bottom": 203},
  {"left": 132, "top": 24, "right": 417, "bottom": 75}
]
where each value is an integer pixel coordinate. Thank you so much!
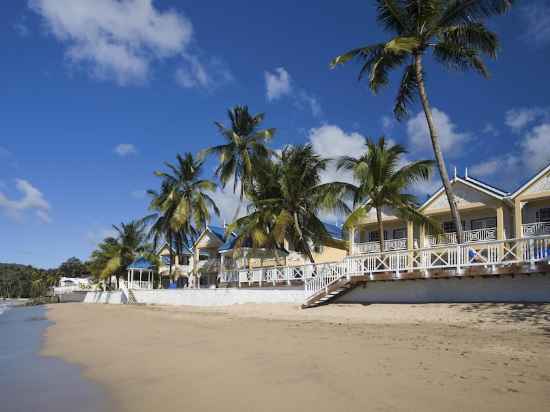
[
  {"left": 337, "top": 137, "right": 436, "bottom": 253},
  {"left": 330, "top": 0, "right": 513, "bottom": 243},
  {"left": 201, "top": 105, "right": 275, "bottom": 205},
  {"left": 152, "top": 152, "right": 220, "bottom": 250},
  {"left": 229, "top": 145, "right": 349, "bottom": 263}
]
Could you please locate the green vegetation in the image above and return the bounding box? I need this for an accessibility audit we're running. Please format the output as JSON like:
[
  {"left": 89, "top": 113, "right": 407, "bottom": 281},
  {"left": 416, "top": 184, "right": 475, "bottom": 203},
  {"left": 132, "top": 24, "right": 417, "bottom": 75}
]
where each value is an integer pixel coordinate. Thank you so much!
[{"left": 0, "top": 257, "right": 88, "bottom": 299}]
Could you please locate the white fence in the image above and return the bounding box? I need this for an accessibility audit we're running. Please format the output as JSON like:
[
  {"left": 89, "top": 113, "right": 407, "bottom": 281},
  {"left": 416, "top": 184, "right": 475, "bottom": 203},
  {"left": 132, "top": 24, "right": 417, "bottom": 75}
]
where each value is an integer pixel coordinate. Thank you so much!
[
  {"left": 523, "top": 222, "right": 550, "bottom": 237},
  {"left": 428, "top": 227, "right": 497, "bottom": 246},
  {"left": 352, "top": 238, "right": 407, "bottom": 254}
]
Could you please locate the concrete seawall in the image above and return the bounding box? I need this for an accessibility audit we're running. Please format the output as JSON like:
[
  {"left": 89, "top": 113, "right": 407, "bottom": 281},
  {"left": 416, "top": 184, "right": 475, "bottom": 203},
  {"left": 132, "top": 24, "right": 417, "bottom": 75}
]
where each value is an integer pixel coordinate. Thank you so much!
[
  {"left": 84, "top": 288, "right": 304, "bottom": 306},
  {"left": 336, "top": 274, "right": 550, "bottom": 304}
]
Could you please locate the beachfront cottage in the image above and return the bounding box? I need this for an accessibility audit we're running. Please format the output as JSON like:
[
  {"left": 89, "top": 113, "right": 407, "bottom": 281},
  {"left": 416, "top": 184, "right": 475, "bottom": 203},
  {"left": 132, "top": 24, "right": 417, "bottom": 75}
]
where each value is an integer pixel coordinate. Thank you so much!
[
  {"left": 218, "top": 222, "right": 348, "bottom": 287},
  {"left": 510, "top": 163, "right": 550, "bottom": 240},
  {"left": 191, "top": 225, "right": 229, "bottom": 288},
  {"left": 157, "top": 242, "right": 193, "bottom": 288},
  {"left": 418, "top": 173, "right": 513, "bottom": 247}
]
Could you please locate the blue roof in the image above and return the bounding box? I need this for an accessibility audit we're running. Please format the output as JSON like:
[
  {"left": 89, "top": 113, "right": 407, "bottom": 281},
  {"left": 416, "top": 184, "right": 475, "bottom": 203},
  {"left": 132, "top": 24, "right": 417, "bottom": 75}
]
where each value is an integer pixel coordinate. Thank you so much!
[
  {"left": 323, "top": 222, "right": 343, "bottom": 240},
  {"left": 218, "top": 233, "right": 253, "bottom": 252},
  {"left": 207, "top": 225, "right": 226, "bottom": 241},
  {"left": 127, "top": 257, "right": 155, "bottom": 270}
]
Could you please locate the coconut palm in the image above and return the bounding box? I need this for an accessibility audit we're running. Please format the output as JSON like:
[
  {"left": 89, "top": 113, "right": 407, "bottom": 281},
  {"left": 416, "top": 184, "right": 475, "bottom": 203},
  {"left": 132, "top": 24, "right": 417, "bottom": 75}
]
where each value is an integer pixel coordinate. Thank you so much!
[
  {"left": 202, "top": 106, "right": 275, "bottom": 203},
  {"left": 229, "top": 145, "right": 349, "bottom": 263},
  {"left": 152, "top": 152, "right": 219, "bottom": 245},
  {"left": 330, "top": 0, "right": 513, "bottom": 243},
  {"left": 337, "top": 137, "right": 436, "bottom": 252}
]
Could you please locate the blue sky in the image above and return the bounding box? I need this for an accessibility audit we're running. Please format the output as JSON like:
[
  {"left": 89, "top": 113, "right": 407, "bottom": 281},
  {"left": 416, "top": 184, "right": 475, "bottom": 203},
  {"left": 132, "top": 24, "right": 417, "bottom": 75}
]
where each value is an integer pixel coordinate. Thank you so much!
[{"left": 1, "top": 0, "right": 549, "bottom": 268}]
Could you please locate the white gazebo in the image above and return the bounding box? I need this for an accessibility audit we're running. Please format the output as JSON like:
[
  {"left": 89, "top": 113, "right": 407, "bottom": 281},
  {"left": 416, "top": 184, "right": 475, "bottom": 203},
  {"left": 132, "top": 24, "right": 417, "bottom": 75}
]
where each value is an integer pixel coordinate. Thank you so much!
[{"left": 126, "top": 257, "right": 155, "bottom": 290}]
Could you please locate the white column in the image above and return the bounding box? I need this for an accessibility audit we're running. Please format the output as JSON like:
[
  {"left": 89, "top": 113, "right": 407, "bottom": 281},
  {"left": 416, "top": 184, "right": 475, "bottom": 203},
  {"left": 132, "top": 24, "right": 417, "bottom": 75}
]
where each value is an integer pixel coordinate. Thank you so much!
[{"left": 139, "top": 269, "right": 142, "bottom": 288}]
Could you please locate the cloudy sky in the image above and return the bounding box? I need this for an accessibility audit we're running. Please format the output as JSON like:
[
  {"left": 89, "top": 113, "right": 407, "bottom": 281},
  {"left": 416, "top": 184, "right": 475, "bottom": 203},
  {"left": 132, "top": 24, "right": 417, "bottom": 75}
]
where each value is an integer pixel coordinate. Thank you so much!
[{"left": 1, "top": 0, "right": 549, "bottom": 267}]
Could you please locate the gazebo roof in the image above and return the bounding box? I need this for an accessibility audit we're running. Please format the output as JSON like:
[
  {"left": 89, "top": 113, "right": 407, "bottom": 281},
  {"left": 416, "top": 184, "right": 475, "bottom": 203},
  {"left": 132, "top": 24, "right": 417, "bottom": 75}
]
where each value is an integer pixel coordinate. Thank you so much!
[{"left": 127, "top": 257, "right": 155, "bottom": 270}]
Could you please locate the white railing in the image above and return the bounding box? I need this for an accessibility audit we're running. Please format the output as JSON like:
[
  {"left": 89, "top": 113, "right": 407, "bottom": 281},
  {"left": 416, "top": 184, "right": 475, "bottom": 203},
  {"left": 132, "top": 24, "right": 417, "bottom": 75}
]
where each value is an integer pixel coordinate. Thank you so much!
[
  {"left": 197, "top": 259, "right": 219, "bottom": 271},
  {"left": 158, "top": 264, "right": 190, "bottom": 275},
  {"left": 120, "top": 280, "right": 153, "bottom": 290},
  {"left": 352, "top": 238, "right": 407, "bottom": 254},
  {"left": 522, "top": 222, "right": 550, "bottom": 237},
  {"left": 304, "top": 235, "right": 550, "bottom": 299},
  {"left": 428, "top": 227, "right": 497, "bottom": 245}
]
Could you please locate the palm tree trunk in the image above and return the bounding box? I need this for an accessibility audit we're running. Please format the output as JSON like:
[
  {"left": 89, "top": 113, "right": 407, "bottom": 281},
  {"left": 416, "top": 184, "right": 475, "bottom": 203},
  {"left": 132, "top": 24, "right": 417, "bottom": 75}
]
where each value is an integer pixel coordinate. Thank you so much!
[
  {"left": 414, "top": 53, "right": 464, "bottom": 244},
  {"left": 376, "top": 207, "right": 385, "bottom": 253},
  {"left": 293, "top": 212, "right": 315, "bottom": 264}
]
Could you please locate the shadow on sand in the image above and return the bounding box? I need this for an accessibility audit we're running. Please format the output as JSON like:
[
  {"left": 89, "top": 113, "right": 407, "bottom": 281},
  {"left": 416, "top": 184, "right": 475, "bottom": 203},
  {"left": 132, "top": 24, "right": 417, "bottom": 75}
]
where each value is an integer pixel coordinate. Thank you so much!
[{"left": 456, "top": 303, "right": 550, "bottom": 336}]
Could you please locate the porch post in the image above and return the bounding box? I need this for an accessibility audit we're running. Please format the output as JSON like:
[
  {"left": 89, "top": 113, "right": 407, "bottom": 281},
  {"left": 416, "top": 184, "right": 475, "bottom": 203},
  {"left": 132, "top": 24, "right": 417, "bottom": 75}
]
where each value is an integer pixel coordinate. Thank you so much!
[
  {"left": 139, "top": 269, "right": 142, "bottom": 288},
  {"left": 419, "top": 224, "right": 426, "bottom": 248},
  {"left": 407, "top": 221, "right": 414, "bottom": 271},
  {"left": 349, "top": 226, "right": 356, "bottom": 255},
  {"left": 496, "top": 206, "right": 505, "bottom": 259},
  {"left": 514, "top": 199, "right": 524, "bottom": 239}
]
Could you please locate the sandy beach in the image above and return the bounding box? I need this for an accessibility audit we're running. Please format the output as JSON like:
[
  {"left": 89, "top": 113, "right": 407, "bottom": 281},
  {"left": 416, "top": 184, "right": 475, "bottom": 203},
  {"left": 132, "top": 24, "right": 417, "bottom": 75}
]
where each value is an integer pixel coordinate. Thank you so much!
[{"left": 44, "top": 303, "right": 550, "bottom": 412}]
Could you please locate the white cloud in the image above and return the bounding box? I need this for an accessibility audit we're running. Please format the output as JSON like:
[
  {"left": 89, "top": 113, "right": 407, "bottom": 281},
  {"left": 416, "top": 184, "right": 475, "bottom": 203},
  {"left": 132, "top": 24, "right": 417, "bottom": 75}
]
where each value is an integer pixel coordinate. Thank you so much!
[
  {"left": 381, "top": 115, "right": 395, "bottom": 132},
  {"left": 210, "top": 178, "right": 247, "bottom": 225},
  {"left": 307, "top": 125, "right": 365, "bottom": 185},
  {"left": 295, "top": 91, "right": 322, "bottom": 118},
  {"left": 482, "top": 123, "right": 499, "bottom": 137},
  {"left": 521, "top": 2, "right": 550, "bottom": 46},
  {"left": 265, "top": 67, "right": 292, "bottom": 101},
  {"left": 505, "top": 107, "right": 549, "bottom": 132},
  {"left": 29, "top": 0, "right": 193, "bottom": 85},
  {"left": 175, "top": 54, "right": 233, "bottom": 90},
  {"left": 0, "top": 179, "right": 51, "bottom": 223},
  {"left": 406, "top": 108, "right": 469, "bottom": 156},
  {"left": 264, "top": 67, "right": 322, "bottom": 117},
  {"left": 520, "top": 123, "right": 550, "bottom": 173},
  {"left": 114, "top": 143, "right": 137, "bottom": 156}
]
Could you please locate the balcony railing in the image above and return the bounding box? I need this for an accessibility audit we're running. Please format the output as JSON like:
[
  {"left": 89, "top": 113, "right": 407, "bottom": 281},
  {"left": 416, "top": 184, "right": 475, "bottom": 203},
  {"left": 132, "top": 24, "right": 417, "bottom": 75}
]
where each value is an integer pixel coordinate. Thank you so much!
[
  {"left": 197, "top": 259, "right": 219, "bottom": 272},
  {"left": 428, "top": 227, "right": 496, "bottom": 246},
  {"left": 158, "top": 264, "right": 191, "bottom": 275},
  {"left": 522, "top": 222, "right": 550, "bottom": 237},
  {"left": 352, "top": 238, "right": 407, "bottom": 254}
]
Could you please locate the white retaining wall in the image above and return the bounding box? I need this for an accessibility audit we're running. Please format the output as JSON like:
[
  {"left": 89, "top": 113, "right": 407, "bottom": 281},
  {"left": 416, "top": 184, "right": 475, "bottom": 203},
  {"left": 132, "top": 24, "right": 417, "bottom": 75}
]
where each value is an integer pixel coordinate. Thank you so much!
[
  {"left": 84, "top": 291, "right": 123, "bottom": 304},
  {"left": 84, "top": 288, "right": 304, "bottom": 306},
  {"left": 336, "top": 274, "right": 550, "bottom": 304}
]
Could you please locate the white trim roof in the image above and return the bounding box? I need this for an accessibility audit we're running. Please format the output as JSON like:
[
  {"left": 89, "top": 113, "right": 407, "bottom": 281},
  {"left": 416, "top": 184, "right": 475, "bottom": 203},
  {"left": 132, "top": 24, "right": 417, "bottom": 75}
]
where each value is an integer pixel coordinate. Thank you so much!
[
  {"left": 419, "top": 176, "right": 506, "bottom": 212},
  {"left": 511, "top": 163, "right": 550, "bottom": 199}
]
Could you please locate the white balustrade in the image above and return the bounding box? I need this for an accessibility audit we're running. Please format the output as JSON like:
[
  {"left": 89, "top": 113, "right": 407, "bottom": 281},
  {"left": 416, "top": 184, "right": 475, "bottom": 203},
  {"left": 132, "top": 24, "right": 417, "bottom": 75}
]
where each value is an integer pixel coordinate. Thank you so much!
[
  {"left": 352, "top": 238, "right": 407, "bottom": 254},
  {"left": 218, "top": 235, "right": 550, "bottom": 300},
  {"left": 522, "top": 222, "right": 550, "bottom": 237},
  {"left": 428, "top": 227, "right": 497, "bottom": 246}
]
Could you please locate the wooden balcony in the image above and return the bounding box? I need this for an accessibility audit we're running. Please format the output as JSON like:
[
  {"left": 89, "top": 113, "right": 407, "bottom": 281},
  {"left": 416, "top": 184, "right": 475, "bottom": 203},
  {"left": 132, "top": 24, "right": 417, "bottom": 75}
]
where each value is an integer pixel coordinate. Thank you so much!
[
  {"left": 522, "top": 222, "right": 550, "bottom": 237},
  {"left": 428, "top": 227, "right": 497, "bottom": 246}
]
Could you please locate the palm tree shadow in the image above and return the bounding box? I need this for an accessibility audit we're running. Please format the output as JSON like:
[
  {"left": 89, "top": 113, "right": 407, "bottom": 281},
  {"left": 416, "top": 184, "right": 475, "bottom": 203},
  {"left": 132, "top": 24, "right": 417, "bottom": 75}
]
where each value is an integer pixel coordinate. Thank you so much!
[{"left": 455, "top": 303, "right": 550, "bottom": 336}]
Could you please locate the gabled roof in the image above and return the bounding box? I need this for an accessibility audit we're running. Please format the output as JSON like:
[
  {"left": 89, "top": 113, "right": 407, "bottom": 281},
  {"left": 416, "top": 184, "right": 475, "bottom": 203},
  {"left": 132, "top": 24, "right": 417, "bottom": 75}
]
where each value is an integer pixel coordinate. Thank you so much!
[
  {"left": 158, "top": 241, "right": 192, "bottom": 255},
  {"left": 218, "top": 233, "right": 251, "bottom": 252},
  {"left": 419, "top": 176, "right": 506, "bottom": 212},
  {"left": 127, "top": 257, "right": 155, "bottom": 270},
  {"left": 511, "top": 163, "right": 550, "bottom": 199},
  {"left": 192, "top": 225, "right": 230, "bottom": 249}
]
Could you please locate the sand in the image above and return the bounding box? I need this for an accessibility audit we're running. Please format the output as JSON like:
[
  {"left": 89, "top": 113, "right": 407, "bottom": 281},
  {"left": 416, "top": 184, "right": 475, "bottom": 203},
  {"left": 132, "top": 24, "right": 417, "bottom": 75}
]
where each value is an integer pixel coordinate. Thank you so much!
[{"left": 44, "top": 303, "right": 550, "bottom": 412}]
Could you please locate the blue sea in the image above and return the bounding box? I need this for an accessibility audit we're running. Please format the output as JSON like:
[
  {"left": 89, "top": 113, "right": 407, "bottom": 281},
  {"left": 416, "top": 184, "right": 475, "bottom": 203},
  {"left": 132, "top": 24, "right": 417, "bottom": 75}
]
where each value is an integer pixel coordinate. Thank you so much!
[{"left": 0, "top": 302, "right": 109, "bottom": 412}]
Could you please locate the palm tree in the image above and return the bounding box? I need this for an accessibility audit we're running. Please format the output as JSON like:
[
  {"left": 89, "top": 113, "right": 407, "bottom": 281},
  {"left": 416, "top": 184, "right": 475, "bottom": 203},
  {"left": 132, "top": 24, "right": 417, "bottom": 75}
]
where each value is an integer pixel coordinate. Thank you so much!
[
  {"left": 330, "top": 0, "right": 513, "bottom": 243},
  {"left": 337, "top": 137, "right": 436, "bottom": 252},
  {"left": 89, "top": 219, "right": 152, "bottom": 289},
  {"left": 202, "top": 105, "right": 275, "bottom": 205},
  {"left": 152, "top": 152, "right": 219, "bottom": 245},
  {"left": 229, "top": 145, "right": 348, "bottom": 263}
]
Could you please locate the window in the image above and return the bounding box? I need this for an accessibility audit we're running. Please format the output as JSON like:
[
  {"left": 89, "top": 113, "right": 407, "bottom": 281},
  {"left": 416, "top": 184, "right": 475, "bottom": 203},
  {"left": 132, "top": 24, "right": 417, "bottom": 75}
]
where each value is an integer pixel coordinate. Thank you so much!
[
  {"left": 393, "top": 228, "right": 407, "bottom": 239},
  {"left": 313, "top": 245, "right": 325, "bottom": 254},
  {"left": 536, "top": 208, "right": 550, "bottom": 222},
  {"left": 161, "top": 255, "right": 172, "bottom": 266},
  {"left": 442, "top": 221, "right": 465, "bottom": 233},
  {"left": 471, "top": 217, "right": 497, "bottom": 230},
  {"left": 369, "top": 231, "right": 387, "bottom": 242}
]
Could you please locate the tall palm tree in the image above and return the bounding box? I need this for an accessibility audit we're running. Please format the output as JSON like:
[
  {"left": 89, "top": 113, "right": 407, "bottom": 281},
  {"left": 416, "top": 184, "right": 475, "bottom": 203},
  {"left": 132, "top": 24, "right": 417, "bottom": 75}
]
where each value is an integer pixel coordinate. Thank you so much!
[
  {"left": 202, "top": 105, "right": 275, "bottom": 205},
  {"left": 337, "top": 137, "right": 436, "bottom": 252},
  {"left": 152, "top": 152, "right": 219, "bottom": 241},
  {"left": 229, "top": 145, "right": 349, "bottom": 263},
  {"left": 330, "top": 0, "right": 513, "bottom": 243}
]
